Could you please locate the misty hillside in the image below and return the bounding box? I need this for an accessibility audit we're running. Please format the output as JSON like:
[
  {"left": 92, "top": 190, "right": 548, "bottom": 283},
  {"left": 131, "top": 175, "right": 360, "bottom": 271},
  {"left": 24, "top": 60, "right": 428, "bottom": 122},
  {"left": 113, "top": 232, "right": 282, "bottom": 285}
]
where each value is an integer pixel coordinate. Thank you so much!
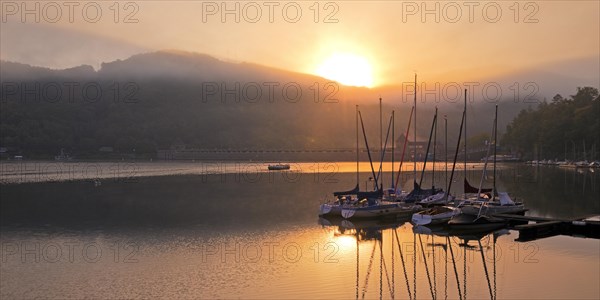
[{"left": 0, "top": 51, "right": 587, "bottom": 157}]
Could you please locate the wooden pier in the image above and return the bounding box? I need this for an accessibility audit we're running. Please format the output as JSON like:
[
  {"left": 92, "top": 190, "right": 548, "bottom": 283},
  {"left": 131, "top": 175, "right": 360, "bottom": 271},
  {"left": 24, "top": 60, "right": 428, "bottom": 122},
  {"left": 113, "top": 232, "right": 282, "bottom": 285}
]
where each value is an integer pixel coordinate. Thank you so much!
[{"left": 493, "top": 213, "right": 600, "bottom": 242}]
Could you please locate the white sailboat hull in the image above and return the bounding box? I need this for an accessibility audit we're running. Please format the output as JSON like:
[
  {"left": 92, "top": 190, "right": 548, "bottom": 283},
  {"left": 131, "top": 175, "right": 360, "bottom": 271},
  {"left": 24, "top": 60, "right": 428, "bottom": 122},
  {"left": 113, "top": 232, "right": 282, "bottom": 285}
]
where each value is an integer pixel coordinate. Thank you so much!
[
  {"left": 411, "top": 206, "right": 461, "bottom": 225},
  {"left": 419, "top": 192, "right": 453, "bottom": 205},
  {"left": 319, "top": 204, "right": 343, "bottom": 217},
  {"left": 341, "top": 203, "right": 422, "bottom": 219}
]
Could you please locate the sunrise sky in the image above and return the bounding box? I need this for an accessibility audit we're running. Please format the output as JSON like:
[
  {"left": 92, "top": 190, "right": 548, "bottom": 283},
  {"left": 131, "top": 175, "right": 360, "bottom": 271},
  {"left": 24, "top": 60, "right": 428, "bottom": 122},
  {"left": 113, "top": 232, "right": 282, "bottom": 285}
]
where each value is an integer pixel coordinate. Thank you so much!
[{"left": 1, "top": 1, "right": 599, "bottom": 87}]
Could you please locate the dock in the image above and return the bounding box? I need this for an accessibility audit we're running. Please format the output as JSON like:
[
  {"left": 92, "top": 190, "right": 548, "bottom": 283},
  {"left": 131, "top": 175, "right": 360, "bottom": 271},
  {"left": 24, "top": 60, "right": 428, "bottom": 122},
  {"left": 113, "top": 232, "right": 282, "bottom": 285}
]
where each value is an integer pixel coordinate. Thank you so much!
[{"left": 493, "top": 213, "right": 600, "bottom": 242}]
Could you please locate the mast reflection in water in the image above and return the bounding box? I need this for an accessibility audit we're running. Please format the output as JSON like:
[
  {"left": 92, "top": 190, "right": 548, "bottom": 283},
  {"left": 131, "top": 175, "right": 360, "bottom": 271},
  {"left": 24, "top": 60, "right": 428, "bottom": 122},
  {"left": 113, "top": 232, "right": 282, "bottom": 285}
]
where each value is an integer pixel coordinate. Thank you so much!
[{"left": 320, "top": 216, "right": 508, "bottom": 300}]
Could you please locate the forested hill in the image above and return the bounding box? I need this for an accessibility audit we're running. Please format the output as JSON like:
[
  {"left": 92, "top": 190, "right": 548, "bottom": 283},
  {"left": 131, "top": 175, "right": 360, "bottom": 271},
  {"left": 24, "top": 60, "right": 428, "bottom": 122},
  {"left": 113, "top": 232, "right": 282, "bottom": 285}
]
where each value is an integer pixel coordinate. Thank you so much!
[
  {"left": 502, "top": 87, "right": 600, "bottom": 161},
  {"left": 1, "top": 50, "right": 590, "bottom": 158},
  {"left": 1, "top": 51, "right": 362, "bottom": 157}
]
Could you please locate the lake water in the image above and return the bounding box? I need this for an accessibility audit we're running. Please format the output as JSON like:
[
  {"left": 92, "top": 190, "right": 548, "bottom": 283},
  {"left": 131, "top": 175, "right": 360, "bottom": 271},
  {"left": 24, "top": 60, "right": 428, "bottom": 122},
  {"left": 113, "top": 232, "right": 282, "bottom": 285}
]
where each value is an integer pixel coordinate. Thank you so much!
[{"left": 1, "top": 161, "right": 599, "bottom": 299}]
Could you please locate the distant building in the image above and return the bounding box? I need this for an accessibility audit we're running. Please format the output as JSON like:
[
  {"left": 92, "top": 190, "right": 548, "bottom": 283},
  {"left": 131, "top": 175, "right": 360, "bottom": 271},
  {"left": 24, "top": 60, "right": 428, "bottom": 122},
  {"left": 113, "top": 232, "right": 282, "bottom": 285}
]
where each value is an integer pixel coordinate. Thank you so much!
[{"left": 396, "top": 134, "right": 446, "bottom": 161}]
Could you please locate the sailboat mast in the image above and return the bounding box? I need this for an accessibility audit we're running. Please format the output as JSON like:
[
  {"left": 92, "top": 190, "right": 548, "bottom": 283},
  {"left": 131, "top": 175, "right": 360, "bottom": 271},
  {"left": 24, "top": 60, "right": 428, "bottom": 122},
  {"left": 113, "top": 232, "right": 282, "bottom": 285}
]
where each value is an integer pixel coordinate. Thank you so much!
[
  {"left": 379, "top": 97, "right": 383, "bottom": 191},
  {"left": 445, "top": 115, "right": 448, "bottom": 194},
  {"left": 445, "top": 91, "right": 466, "bottom": 201},
  {"left": 414, "top": 74, "right": 417, "bottom": 183},
  {"left": 359, "top": 111, "right": 380, "bottom": 190},
  {"left": 419, "top": 114, "right": 437, "bottom": 185},
  {"left": 477, "top": 113, "right": 495, "bottom": 199},
  {"left": 376, "top": 115, "right": 394, "bottom": 185},
  {"left": 380, "top": 97, "right": 383, "bottom": 161},
  {"left": 394, "top": 106, "right": 414, "bottom": 190},
  {"left": 493, "top": 104, "right": 498, "bottom": 196},
  {"left": 392, "top": 110, "right": 395, "bottom": 189},
  {"left": 463, "top": 89, "right": 467, "bottom": 195},
  {"left": 356, "top": 105, "right": 360, "bottom": 187},
  {"left": 433, "top": 107, "right": 437, "bottom": 189},
  {"left": 419, "top": 112, "right": 437, "bottom": 186}
]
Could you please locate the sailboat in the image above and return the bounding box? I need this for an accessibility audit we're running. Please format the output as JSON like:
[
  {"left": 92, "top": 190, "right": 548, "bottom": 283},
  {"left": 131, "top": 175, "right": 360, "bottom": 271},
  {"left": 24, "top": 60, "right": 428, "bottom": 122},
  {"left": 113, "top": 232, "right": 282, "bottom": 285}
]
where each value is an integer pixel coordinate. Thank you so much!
[
  {"left": 319, "top": 184, "right": 359, "bottom": 217},
  {"left": 449, "top": 105, "right": 514, "bottom": 229},
  {"left": 447, "top": 211, "right": 506, "bottom": 231},
  {"left": 459, "top": 192, "right": 525, "bottom": 215},
  {"left": 411, "top": 205, "right": 461, "bottom": 225},
  {"left": 320, "top": 185, "right": 384, "bottom": 217},
  {"left": 458, "top": 105, "right": 526, "bottom": 216},
  {"left": 320, "top": 105, "right": 365, "bottom": 217},
  {"left": 340, "top": 100, "right": 422, "bottom": 219},
  {"left": 341, "top": 201, "right": 419, "bottom": 219},
  {"left": 412, "top": 100, "right": 467, "bottom": 225}
]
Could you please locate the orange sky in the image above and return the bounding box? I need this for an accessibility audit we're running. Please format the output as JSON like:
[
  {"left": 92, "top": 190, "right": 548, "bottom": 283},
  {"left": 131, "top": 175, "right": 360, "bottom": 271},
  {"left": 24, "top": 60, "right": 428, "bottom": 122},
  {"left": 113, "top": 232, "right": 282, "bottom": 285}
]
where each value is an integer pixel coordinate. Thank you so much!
[{"left": 1, "top": 1, "right": 598, "bottom": 86}]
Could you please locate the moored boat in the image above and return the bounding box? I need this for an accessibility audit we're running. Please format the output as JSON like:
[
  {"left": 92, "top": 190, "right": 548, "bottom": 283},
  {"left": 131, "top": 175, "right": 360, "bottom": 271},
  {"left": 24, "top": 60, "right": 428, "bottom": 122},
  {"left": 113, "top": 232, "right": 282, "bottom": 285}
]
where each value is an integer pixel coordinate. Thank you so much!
[
  {"left": 448, "top": 105, "right": 513, "bottom": 233},
  {"left": 411, "top": 205, "right": 461, "bottom": 225},
  {"left": 419, "top": 191, "right": 454, "bottom": 205},
  {"left": 447, "top": 213, "right": 506, "bottom": 232},
  {"left": 319, "top": 202, "right": 347, "bottom": 217},
  {"left": 341, "top": 201, "right": 421, "bottom": 219},
  {"left": 459, "top": 192, "right": 526, "bottom": 215},
  {"left": 460, "top": 105, "right": 526, "bottom": 216},
  {"left": 319, "top": 186, "right": 383, "bottom": 217},
  {"left": 319, "top": 184, "right": 359, "bottom": 217},
  {"left": 403, "top": 182, "right": 443, "bottom": 203},
  {"left": 267, "top": 163, "right": 290, "bottom": 170}
]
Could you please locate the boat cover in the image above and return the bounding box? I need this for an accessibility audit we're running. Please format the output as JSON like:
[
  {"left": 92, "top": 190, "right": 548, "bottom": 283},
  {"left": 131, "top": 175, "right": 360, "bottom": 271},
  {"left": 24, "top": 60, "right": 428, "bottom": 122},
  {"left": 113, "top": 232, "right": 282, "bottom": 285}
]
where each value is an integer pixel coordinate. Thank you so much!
[
  {"left": 498, "top": 192, "right": 515, "bottom": 206},
  {"left": 333, "top": 184, "right": 360, "bottom": 196},
  {"left": 404, "top": 181, "right": 443, "bottom": 203},
  {"left": 464, "top": 178, "right": 492, "bottom": 194}
]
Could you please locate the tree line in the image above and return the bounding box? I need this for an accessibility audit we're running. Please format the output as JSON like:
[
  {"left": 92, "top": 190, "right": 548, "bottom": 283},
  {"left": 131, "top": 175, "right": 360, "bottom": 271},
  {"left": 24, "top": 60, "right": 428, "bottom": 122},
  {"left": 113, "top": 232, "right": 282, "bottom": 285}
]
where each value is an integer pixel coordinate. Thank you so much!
[{"left": 501, "top": 87, "right": 600, "bottom": 161}]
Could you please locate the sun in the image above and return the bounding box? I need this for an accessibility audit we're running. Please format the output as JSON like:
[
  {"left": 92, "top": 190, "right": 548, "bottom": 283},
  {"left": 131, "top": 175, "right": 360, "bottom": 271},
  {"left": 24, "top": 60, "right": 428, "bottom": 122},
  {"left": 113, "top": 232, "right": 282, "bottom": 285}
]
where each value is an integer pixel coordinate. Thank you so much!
[{"left": 315, "top": 53, "right": 374, "bottom": 87}]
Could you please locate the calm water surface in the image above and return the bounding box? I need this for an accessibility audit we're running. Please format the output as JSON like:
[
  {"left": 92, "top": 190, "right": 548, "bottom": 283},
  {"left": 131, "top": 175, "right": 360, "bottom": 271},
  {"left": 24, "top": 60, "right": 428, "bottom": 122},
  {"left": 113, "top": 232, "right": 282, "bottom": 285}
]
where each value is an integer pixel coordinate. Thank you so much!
[{"left": 1, "top": 162, "right": 599, "bottom": 299}]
